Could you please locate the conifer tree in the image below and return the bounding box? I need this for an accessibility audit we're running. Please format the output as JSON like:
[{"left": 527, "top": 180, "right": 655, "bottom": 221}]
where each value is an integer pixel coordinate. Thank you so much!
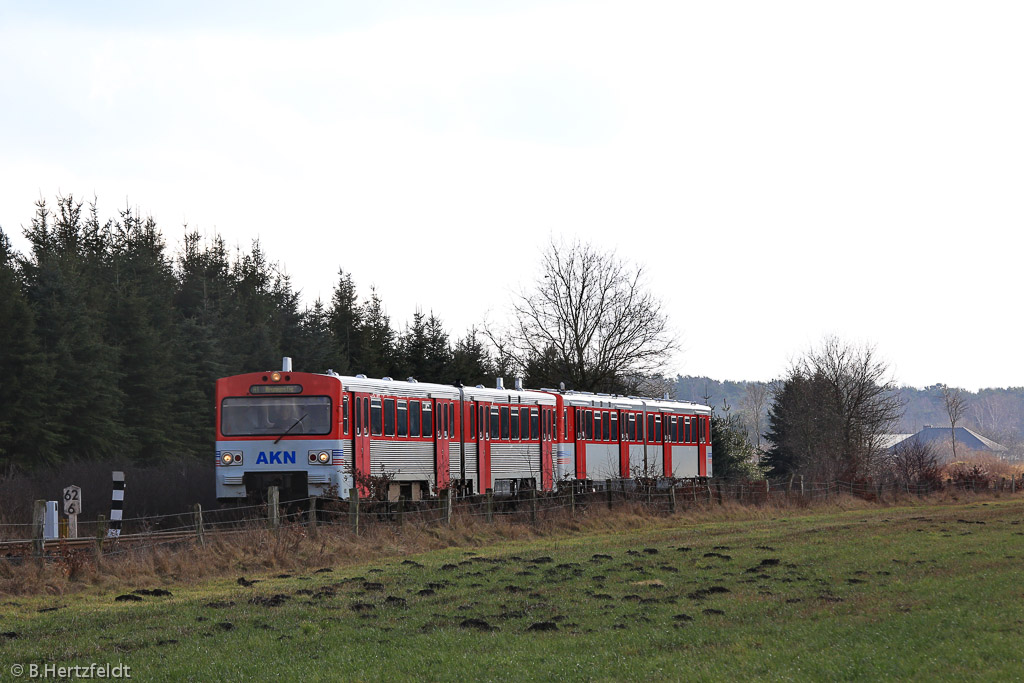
[
  {"left": 328, "top": 269, "right": 361, "bottom": 374},
  {"left": 0, "top": 228, "right": 58, "bottom": 470},
  {"left": 20, "top": 196, "right": 127, "bottom": 459}
]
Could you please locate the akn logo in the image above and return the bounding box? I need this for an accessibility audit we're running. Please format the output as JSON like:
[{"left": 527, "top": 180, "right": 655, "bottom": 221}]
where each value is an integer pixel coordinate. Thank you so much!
[{"left": 256, "top": 451, "right": 296, "bottom": 465}]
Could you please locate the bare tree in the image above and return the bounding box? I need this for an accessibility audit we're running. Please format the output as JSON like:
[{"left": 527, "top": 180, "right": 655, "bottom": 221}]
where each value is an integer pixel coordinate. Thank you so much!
[
  {"left": 764, "top": 337, "right": 903, "bottom": 480},
  {"left": 887, "top": 439, "right": 942, "bottom": 490},
  {"left": 496, "top": 236, "right": 677, "bottom": 393},
  {"left": 941, "top": 384, "right": 968, "bottom": 460},
  {"left": 740, "top": 381, "right": 769, "bottom": 455}
]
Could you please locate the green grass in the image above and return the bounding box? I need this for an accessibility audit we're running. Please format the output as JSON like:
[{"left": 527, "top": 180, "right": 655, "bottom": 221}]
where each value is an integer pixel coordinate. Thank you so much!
[{"left": 3, "top": 499, "right": 1024, "bottom": 681}]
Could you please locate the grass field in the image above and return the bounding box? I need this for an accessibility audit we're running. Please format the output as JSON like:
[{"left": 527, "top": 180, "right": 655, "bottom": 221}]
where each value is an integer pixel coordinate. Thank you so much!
[{"left": 2, "top": 497, "right": 1024, "bottom": 681}]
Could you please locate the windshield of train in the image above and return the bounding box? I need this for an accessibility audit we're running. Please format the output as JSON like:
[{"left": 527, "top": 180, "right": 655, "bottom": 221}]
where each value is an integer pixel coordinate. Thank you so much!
[{"left": 221, "top": 396, "right": 332, "bottom": 437}]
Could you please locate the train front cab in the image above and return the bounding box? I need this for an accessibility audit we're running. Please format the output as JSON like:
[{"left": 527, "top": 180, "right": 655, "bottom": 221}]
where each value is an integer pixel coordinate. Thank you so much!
[{"left": 215, "top": 370, "right": 351, "bottom": 502}]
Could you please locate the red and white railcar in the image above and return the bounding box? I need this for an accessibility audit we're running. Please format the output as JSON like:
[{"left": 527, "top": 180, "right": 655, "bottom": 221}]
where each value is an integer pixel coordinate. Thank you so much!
[{"left": 215, "top": 359, "right": 710, "bottom": 502}]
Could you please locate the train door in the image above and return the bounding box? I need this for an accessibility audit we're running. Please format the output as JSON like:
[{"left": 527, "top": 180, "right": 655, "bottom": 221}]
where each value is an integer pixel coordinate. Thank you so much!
[
  {"left": 352, "top": 393, "right": 372, "bottom": 494},
  {"left": 618, "top": 409, "right": 630, "bottom": 479},
  {"left": 435, "top": 399, "right": 452, "bottom": 491},
  {"left": 477, "top": 402, "right": 491, "bottom": 491},
  {"left": 663, "top": 413, "right": 673, "bottom": 477},
  {"left": 540, "top": 407, "right": 553, "bottom": 490},
  {"left": 698, "top": 415, "right": 708, "bottom": 477},
  {"left": 573, "top": 407, "right": 587, "bottom": 480}
]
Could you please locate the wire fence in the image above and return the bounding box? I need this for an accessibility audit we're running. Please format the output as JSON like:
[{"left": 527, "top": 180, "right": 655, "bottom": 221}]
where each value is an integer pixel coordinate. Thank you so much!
[{"left": 2, "top": 474, "right": 1021, "bottom": 561}]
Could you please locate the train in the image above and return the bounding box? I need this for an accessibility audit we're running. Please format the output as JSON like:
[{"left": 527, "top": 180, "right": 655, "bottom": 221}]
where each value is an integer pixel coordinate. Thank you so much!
[{"left": 215, "top": 358, "right": 712, "bottom": 502}]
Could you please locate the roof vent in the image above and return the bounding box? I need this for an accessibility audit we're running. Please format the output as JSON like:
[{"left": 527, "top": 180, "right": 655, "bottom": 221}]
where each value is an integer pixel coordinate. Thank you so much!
[
  {"left": 407, "top": 377, "right": 418, "bottom": 383},
  {"left": 382, "top": 376, "right": 393, "bottom": 381},
  {"left": 496, "top": 377, "right": 504, "bottom": 390},
  {"left": 282, "top": 357, "right": 293, "bottom": 372},
  {"left": 515, "top": 377, "right": 523, "bottom": 391},
  {"left": 476, "top": 384, "right": 484, "bottom": 389},
  {"left": 356, "top": 374, "right": 367, "bottom": 379}
]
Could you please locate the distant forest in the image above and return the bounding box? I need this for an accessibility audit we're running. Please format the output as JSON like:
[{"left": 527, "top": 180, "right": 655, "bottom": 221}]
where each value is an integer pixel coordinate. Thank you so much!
[
  {"left": 3, "top": 195, "right": 1022, "bottom": 472},
  {"left": 676, "top": 377, "right": 1024, "bottom": 454}
]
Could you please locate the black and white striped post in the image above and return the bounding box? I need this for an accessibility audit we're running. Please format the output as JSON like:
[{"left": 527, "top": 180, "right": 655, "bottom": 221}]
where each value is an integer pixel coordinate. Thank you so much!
[{"left": 107, "top": 471, "right": 125, "bottom": 538}]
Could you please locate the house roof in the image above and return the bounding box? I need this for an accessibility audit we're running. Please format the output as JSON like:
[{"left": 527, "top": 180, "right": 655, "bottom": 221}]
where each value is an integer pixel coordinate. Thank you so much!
[{"left": 887, "top": 426, "right": 1007, "bottom": 453}]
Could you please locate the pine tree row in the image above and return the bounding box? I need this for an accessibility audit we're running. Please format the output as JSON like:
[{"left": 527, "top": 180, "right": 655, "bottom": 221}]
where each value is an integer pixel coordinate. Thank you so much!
[{"left": 0, "top": 195, "right": 498, "bottom": 471}]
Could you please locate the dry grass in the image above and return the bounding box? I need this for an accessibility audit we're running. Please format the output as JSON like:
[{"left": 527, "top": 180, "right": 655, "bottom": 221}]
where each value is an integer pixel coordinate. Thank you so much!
[
  {"left": 941, "top": 452, "right": 1024, "bottom": 479},
  {"left": 1, "top": 487, "right": 1016, "bottom": 598}
]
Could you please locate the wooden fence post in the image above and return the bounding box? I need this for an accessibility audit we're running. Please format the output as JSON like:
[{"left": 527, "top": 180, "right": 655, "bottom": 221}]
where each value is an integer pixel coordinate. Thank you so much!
[
  {"left": 267, "top": 486, "right": 280, "bottom": 531},
  {"left": 570, "top": 484, "right": 576, "bottom": 517},
  {"left": 486, "top": 488, "right": 494, "bottom": 523},
  {"left": 95, "top": 514, "right": 107, "bottom": 570},
  {"left": 800, "top": 475, "right": 805, "bottom": 498},
  {"left": 32, "top": 499, "right": 46, "bottom": 558},
  {"left": 669, "top": 485, "right": 677, "bottom": 515},
  {"left": 529, "top": 487, "right": 537, "bottom": 526},
  {"left": 193, "top": 503, "right": 205, "bottom": 547},
  {"left": 350, "top": 488, "right": 360, "bottom": 535},
  {"left": 396, "top": 496, "right": 404, "bottom": 526},
  {"left": 446, "top": 488, "right": 454, "bottom": 527},
  {"left": 308, "top": 496, "right": 318, "bottom": 537}
]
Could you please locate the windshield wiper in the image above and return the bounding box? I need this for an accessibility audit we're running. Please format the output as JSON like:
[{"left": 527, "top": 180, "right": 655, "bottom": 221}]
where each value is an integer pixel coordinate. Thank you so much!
[{"left": 273, "top": 414, "right": 307, "bottom": 444}]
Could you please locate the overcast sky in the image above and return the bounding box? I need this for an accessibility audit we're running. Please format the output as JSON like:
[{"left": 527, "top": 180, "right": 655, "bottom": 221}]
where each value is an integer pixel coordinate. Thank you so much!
[{"left": 2, "top": 1, "right": 1022, "bottom": 391}]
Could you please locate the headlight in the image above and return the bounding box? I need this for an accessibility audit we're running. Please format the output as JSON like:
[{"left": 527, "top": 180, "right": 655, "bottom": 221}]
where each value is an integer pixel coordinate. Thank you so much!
[
  {"left": 318, "top": 451, "right": 330, "bottom": 464},
  {"left": 309, "top": 450, "right": 331, "bottom": 465},
  {"left": 220, "top": 451, "right": 242, "bottom": 466}
]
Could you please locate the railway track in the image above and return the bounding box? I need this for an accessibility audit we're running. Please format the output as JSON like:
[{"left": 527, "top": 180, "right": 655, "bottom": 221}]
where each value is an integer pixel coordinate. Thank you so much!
[{"left": 0, "top": 528, "right": 237, "bottom": 557}]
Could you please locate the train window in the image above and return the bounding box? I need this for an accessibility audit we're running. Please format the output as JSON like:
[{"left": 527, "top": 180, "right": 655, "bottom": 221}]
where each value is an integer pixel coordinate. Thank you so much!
[
  {"left": 563, "top": 408, "right": 568, "bottom": 439},
  {"left": 637, "top": 413, "right": 644, "bottom": 441},
  {"left": 491, "top": 407, "right": 500, "bottom": 439},
  {"left": 342, "top": 396, "right": 349, "bottom": 434},
  {"left": 626, "top": 413, "right": 635, "bottom": 441},
  {"left": 221, "top": 396, "right": 333, "bottom": 437},
  {"left": 646, "top": 414, "right": 655, "bottom": 442},
  {"left": 371, "top": 398, "right": 383, "bottom": 436},
  {"left": 444, "top": 403, "right": 450, "bottom": 438},
  {"left": 383, "top": 398, "right": 395, "bottom": 436},
  {"left": 610, "top": 412, "right": 618, "bottom": 441},
  {"left": 423, "top": 403, "right": 433, "bottom": 437},
  {"left": 669, "top": 416, "right": 677, "bottom": 442},
  {"left": 480, "top": 406, "right": 486, "bottom": 438},
  {"left": 594, "top": 411, "right": 602, "bottom": 441},
  {"left": 354, "top": 397, "right": 361, "bottom": 435},
  {"left": 469, "top": 405, "right": 475, "bottom": 439},
  {"left": 602, "top": 411, "right": 610, "bottom": 441},
  {"left": 701, "top": 417, "right": 707, "bottom": 443},
  {"left": 410, "top": 402, "right": 421, "bottom": 437},
  {"left": 585, "top": 410, "right": 593, "bottom": 440},
  {"left": 654, "top": 415, "right": 662, "bottom": 442},
  {"left": 542, "top": 409, "right": 548, "bottom": 440},
  {"left": 531, "top": 409, "right": 539, "bottom": 440},
  {"left": 500, "top": 406, "right": 509, "bottom": 440},
  {"left": 510, "top": 408, "right": 519, "bottom": 440},
  {"left": 397, "top": 401, "right": 408, "bottom": 437},
  {"left": 521, "top": 408, "right": 530, "bottom": 439}
]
